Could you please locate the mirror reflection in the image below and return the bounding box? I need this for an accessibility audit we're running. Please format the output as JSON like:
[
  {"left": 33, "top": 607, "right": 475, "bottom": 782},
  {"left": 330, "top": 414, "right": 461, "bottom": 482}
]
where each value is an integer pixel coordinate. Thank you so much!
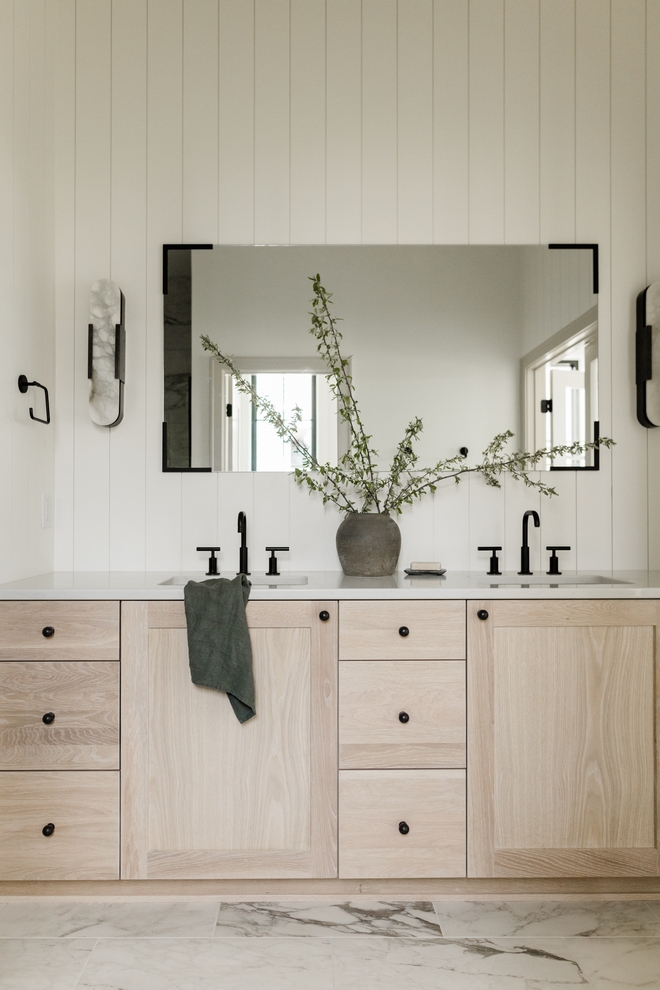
[{"left": 163, "top": 245, "right": 598, "bottom": 473}]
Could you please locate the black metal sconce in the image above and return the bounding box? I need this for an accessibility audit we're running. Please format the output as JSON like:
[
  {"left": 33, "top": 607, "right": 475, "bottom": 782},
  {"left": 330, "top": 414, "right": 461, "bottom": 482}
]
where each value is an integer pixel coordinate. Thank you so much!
[
  {"left": 636, "top": 281, "right": 660, "bottom": 427},
  {"left": 18, "top": 375, "right": 50, "bottom": 424}
]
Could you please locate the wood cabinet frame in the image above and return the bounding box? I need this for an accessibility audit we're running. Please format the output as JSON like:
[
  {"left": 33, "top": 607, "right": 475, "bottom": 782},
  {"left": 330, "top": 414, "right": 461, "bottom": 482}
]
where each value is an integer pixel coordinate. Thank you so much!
[
  {"left": 120, "top": 600, "right": 337, "bottom": 880},
  {"left": 468, "top": 599, "right": 660, "bottom": 878}
]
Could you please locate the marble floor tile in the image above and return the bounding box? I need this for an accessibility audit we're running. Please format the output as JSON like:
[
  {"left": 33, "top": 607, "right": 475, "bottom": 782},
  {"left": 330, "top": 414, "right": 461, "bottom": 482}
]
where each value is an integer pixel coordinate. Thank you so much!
[
  {"left": 77, "top": 936, "right": 333, "bottom": 990},
  {"left": 0, "top": 900, "right": 219, "bottom": 938},
  {"left": 641, "top": 900, "right": 660, "bottom": 923},
  {"left": 0, "top": 938, "right": 94, "bottom": 990},
  {"left": 214, "top": 900, "right": 442, "bottom": 938},
  {"left": 433, "top": 901, "right": 660, "bottom": 938},
  {"left": 332, "top": 936, "right": 589, "bottom": 988},
  {"left": 508, "top": 937, "right": 660, "bottom": 990}
]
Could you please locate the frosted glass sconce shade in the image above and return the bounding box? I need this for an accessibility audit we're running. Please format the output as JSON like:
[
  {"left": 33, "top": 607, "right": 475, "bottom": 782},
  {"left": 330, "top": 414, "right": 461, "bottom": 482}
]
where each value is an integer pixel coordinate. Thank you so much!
[{"left": 88, "top": 279, "right": 125, "bottom": 427}]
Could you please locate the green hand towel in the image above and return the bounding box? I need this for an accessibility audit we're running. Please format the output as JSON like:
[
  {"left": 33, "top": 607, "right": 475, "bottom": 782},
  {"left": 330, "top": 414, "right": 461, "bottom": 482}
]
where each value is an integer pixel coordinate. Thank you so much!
[{"left": 183, "top": 574, "right": 255, "bottom": 723}]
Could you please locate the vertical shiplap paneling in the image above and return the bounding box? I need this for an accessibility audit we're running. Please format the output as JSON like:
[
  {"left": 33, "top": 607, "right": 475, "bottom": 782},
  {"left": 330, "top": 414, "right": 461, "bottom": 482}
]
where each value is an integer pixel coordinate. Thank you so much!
[
  {"left": 218, "top": 0, "right": 254, "bottom": 242},
  {"left": 397, "top": 0, "right": 433, "bottom": 243},
  {"left": 397, "top": 0, "right": 434, "bottom": 567},
  {"left": 503, "top": 0, "right": 539, "bottom": 243},
  {"left": 537, "top": 1, "right": 580, "bottom": 576},
  {"left": 539, "top": 0, "right": 575, "bottom": 242},
  {"left": 254, "top": 0, "right": 290, "bottom": 243},
  {"left": 468, "top": 0, "right": 504, "bottom": 243},
  {"left": 539, "top": 472, "right": 577, "bottom": 573},
  {"left": 468, "top": 473, "right": 505, "bottom": 572},
  {"left": 27, "top": 0, "right": 54, "bottom": 578},
  {"left": 434, "top": 476, "right": 469, "bottom": 570},
  {"left": 182, "top": 473, "right": 219, "bottom": 570},
  {"left": 42, "top": 0, "right": 58, "bottom": 579},
  {"left": 290, "top": 0, "right": 325, "bottom": 242},
  {"left": 180, "top": 0, "right": 220, "bottom": 571},
  {"left": 109, "top": 0, "right": 148, "bottom": 571},
  {"left": 361, "top": 0, "right": 397, "bottom": 242},
  {"left": 398, "top": 495, "right": 435, "bottom": 569},
  {"left": 11, "top": 0, "right": 32, "bottom": 578},
  {"left": 574, "top": 0, "right": 611, "bottom": 570},
  {"left": 145, "top": 0, "right": 184, "bottom": 570},
  {"left": 326, "top": 0, "right": 361, "bottom": 243},
  {"left": 433, "top": 0, "right": 468, "bottom": 243},
  {"left": 610, "top": 0, "right": 648, "bottom": 569},
  {"left": 252, "top": 472, "right": 290, "bottom": 574},
  {"left": 73, "top": 0, "right": 112, "bottom": 570},
  {"left": 37, "top": 0, "right": 654, "bottom": 575},
  {"left": 0, "top": 0, "right": 13, "bottom": 582},
  {"left": 216, "top": 0, "right": 255, "bottom": 561},
  {"left": 647, "top": 0, "right": 660, "bottom": 569},
  {"left": 52, "top": 0, "right": 76, "bottom": 571},
  {"left": 183, "top": 0, "right": 219, "bottom": 242}
]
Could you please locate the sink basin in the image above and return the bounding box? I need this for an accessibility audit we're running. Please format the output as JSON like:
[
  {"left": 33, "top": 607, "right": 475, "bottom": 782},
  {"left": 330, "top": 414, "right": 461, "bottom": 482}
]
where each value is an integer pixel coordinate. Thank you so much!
[
  {"left": 486, "top": 573, "right": 632, "bottom": 587},
  {"left": 160, "top": 574, "right": 308, "bottom": 587}
]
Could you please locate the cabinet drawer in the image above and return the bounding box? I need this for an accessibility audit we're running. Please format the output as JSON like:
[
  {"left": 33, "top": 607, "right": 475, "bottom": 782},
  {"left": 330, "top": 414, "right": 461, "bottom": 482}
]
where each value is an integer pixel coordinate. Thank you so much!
[
  {"left": 339, "top": 601, "right": 465, "bottom": 660},
  {"left": 339, "top": 769, "right": 466, "bottom": 878},
  {"left": 0, "top": 602, "right": 119, "bottom": 660},
  {"left": 0, "top": 771, "right": 119, "bottom": 879},
  {"left": 0, "top": 662, "right": 119, "bottom": 769},
  {"left": 339, "top": 661, "right": 465, "bottom": 769}
]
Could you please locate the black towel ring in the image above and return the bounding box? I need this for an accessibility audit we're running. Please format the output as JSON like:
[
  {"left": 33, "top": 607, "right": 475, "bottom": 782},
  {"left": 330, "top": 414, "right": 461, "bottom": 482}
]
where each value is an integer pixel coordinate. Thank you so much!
[{"left": 18, "top": 375, "right": 50, "bottom": 424}]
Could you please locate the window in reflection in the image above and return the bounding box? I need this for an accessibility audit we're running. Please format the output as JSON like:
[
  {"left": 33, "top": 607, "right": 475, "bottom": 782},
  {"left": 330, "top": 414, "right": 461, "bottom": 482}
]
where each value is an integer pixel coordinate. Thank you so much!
[{"left": 213, "top": 368, "right": 338, "bottom": 472}]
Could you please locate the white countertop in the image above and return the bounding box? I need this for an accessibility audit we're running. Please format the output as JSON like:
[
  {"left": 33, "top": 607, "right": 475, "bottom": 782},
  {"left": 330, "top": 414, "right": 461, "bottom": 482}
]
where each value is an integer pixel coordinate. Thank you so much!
[{"left": 0, "top": 570, "right": 659, "bottom": 600}]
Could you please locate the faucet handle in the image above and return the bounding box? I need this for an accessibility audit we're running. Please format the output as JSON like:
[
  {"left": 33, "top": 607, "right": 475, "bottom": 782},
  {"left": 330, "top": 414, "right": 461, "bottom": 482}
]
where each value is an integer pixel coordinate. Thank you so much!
[
  {"left": 265, "top": 546, "right": 289, "bottom": 577},
  {"left": 478, "top": 546, "right": 502, "bottom": 576},
  {"left": 197, "top": 546, "right": 221, "bottom": 576},
  {"left": 546, "top": 546, "right": 571, "bottom": 576}
]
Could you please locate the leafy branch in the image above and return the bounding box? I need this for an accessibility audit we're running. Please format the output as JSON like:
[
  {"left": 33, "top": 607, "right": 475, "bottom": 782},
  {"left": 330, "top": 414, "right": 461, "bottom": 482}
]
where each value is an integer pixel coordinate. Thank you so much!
[{"left": 201, "top": 276, "right": 613, "bottom": 514}]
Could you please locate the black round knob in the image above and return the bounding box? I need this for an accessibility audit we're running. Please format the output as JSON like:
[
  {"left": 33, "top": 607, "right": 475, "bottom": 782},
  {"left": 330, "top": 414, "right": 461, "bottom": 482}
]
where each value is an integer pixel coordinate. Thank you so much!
[
  {"left": 398, "top": 626, "right": 409, "bottom": 637},
  {"left": 319, "top": 610, "right": 330, "bottom": 622},
  {"left": 398, "top": 711, "right": 409, "bottom": 723},
  {"left": 477, "top": 610, "right": 489, "bottom": 621},
  {"left": 398, "top": 821, "right": 410, "bottom": 835},
  {"left": 42, "top": 823, "right": 55, "bottom": 837},
  {"left": 42, "top": 712, "right": 55, "bottom": 725},
  {"left": 42, "top": 626, "right": 55, "bottom": 638}
]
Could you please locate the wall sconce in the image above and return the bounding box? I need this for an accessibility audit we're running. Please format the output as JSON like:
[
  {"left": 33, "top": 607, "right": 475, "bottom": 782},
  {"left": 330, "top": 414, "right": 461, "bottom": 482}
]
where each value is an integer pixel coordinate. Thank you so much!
[
  {"left": 17, "top": 375, "right": 50, "bottom": 424},
  {"left": 636, "top": 281, "right": 660, "bottom": 427},
  {"left": 89, "top": 279, "right": 125, "bottom": 427}
]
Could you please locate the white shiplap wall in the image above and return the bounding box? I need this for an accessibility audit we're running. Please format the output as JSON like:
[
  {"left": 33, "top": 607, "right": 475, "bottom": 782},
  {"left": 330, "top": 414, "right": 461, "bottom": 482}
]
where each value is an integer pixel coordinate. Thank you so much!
[
  {"left": 43, "top": 0, "right": 660, "bottom": 577},
  {"left": 0, "top": 0, "right": 55, "bottom": 584}
]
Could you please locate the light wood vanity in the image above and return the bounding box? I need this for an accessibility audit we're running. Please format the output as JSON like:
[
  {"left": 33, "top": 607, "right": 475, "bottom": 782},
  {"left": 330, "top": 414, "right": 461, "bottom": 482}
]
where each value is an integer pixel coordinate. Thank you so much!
[
  {"left": 0, "top": 588, "right": 659, "bottom": 892},
  {"left": 0, "top": 602, "right": 120, "bottom": 880}
]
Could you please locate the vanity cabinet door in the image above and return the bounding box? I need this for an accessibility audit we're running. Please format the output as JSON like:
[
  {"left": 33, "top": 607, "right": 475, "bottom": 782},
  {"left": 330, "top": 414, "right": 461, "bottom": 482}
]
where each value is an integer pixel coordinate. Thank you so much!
[
  {"left": 121, "top": 601, "right": 337, "bottom": 880},
  {"left": 468, "top": 600, "right": 660, "bottom": 878}
]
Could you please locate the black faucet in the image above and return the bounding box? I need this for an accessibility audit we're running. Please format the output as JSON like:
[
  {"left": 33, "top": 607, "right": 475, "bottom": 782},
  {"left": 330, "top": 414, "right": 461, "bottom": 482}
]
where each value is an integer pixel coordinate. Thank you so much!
[
  {"left": 237, "top": 512, "right": 250, "bottom": 575},
  {"left": 519, "top": 510, "right": 540, "bottom": 575}
]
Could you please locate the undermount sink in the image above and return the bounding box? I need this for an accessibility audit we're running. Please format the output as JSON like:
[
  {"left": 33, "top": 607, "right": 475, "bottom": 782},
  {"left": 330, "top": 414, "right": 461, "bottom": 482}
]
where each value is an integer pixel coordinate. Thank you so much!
[
  {"left": 486, "top": 573, "right": 631, "bottom": 587},
  {"left": 160, "top": 574, "right": 308, "bottom": 587}
]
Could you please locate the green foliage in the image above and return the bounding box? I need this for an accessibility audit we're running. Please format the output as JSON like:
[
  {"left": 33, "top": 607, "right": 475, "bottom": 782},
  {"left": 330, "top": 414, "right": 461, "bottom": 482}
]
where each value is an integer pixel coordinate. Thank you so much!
[{"left": 201, "top": 276, "right": 613, "bottom": 514}]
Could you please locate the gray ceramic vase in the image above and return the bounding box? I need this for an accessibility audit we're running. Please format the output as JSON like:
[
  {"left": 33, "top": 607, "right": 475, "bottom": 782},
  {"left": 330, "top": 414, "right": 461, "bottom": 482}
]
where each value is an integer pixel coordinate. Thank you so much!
[{"left": 335, "top": 512, "right": 402, "bottom": 576}]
